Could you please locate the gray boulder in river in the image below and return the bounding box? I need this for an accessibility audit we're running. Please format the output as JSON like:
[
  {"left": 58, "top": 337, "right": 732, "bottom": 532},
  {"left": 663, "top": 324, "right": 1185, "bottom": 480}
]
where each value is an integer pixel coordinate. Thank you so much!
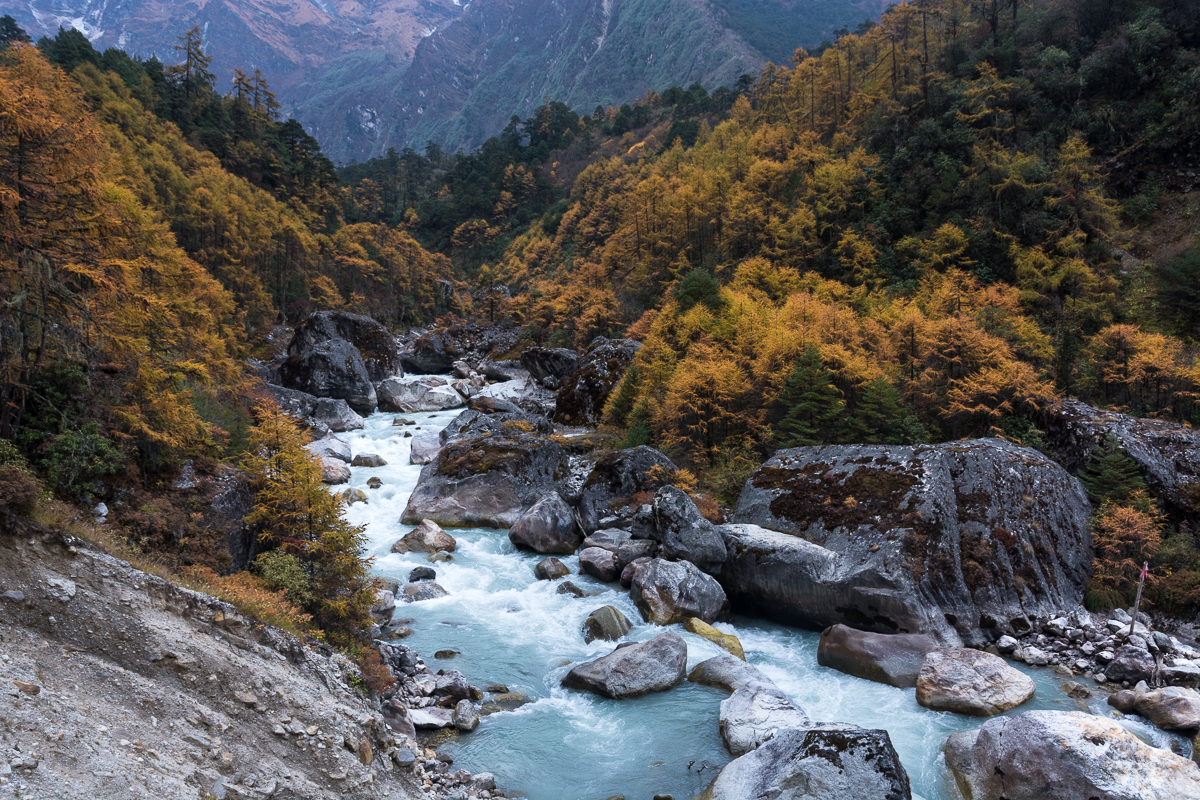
[
  {"left": 943, "top": 710, "right": 1200, "bottom": 800},
  {"left": 698, "top": 726, "right": 912, "bottom": 800},
  {"left": 508, "top": 493, "right": 582, "bottom": 555},
  {"left": 561, "top": 631, "right": 687, "bottom": 698},
  {"left": 280, "top": 310, "right": 401, "bottom": 415},
  {"left": 401, "top": 431, "right": 570, "bottom": 528},
  {"left": 816, "top": 624, "right": 938, "bottom": 689},
  {"left": 726, "top": 440, "right": 1093, "bottom": 645},
  {"left": 630, "top": 558, "right": 727, "bottom": 625},
  {"left": 577, "top": 446, "right": 679, "bottom": 533},
  {"left": 651, "top": 485, "right": 727, "bottom": 575},
  {"left": 915, "top": 648, "right": 1035, "bottom": 716}
]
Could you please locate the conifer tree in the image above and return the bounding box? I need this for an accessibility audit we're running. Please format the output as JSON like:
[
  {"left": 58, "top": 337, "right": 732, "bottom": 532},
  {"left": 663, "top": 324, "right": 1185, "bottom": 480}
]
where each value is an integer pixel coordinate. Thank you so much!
[
  {"left": 846, "top": 376, "right": 927, "bottom": 445},
  {"left": 243, "top": 402, "right": 376, "bottom": 646},
  {"left": 773, "top": 346, "right": 845, "bottom": 447},
  {"left": 1077, "top": 436, "right": 1147, "bottom": 507}
]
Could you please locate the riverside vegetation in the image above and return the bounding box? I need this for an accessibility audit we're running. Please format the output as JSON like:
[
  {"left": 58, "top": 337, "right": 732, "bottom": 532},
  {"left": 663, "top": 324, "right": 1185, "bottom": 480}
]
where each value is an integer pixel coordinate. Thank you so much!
[{"left": 2, "top": 1, "right": 1200, "bottom": 796}]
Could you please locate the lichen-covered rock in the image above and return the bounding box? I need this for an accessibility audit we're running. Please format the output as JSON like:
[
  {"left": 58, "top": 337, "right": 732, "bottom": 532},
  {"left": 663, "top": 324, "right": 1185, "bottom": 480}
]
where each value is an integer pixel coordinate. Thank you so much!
[
  {"left": 699, "top": 727, "right": 912, "bottom": 800},
  {"left": 391, "top": 519, "right": 457, "bottom": 554},
  {"left": 554, "top": 337, "right": 640, "bottom": 426},
  {"left": 943, "top": 710, "right": 1200, "bottom": 800},
  {"left": 377, "top": 376, "right": 465, "bottom": 412},
  {"left": 915, "top": 648, "right": 1036, "bottom": 716},
  {"left": 508, "top": 493, "right": 581, "bottom": 555},
  {"left": 340, "top": 487, "right": 368, "bottom": 505},
  {"left": 1044, "top": 399, "right": 1200, "bottom": 513},
  {"left": 520, "top": 347, "right": 579, "bottom": 383},
  {"left": 685, "top": 617, "right": 745, "bottom": 660},
  {"left": 582, "top": 605, "right": 632, "bottom": 643},
  {"left": 351, "top": 452, "right": 387, "bottom": 467},
  {"left": 401, "top": 432, "right": 569, "bottom": 528},
  {"left": 728, "top": 440, "right": 1093, "bottom": 645},
  {"left": 816, "top": 625, "right": 939, "bottom": 689},
  {"left": 438, "top": 409, "right": 554, "bottom": 446},
  {"left": 561, "top": 631, "right": 687, "bottom": 698},
  {"left": 651, "top": 486, "right": 727, "bottom": 574},
  {"left": 630, "top": 558, "right": 727, "bottom": 625},
  {"left": 577, "top": 446, "right": 678, "bottom": 533}
]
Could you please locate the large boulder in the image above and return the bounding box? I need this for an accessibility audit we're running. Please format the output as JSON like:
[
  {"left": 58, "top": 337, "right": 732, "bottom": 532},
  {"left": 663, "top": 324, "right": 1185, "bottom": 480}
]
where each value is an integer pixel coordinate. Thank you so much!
[
  {"left": 320, "top": 456, "right": 351, "bottom": 484},
  {"left": 816, "top": 624, "right": 939, "bottom": 689},
  {"left": 561, "top": 631, "right": 687, "bottom": 699},
  {"left": 727, "top": 440, "right": 1093, "bottom": 645},
  {"left": 577, "top": 446, "right": 679, "bottom": 533},
  {"left": 630, "top": 558, "right": 727, "bottom": 625},
  {"left": 915, "top": 648, "right": 1036, "bottom": 716},
  {"left": 698, "top": 727, "right": 912, "bottom": 800},
  {"left": 310, "top": 397, "right": 364, "bottom": 432},
  {"left": 377, "top": 376, "right": 466, "bottom": 412},
  {"left": 438, "top": 409, "right": 554, "bottom": 446},
  {"left": 286, "top": 310, "right": 402, "bottom": 382},
  {"left": 1133, "top": 687, "right": 1200, "bottom": 732},
  {"left": 280, "top": 337, "right": 378, "bottom": 415},
  {"left": 554, "top": 337, "right": 640, "bottom": 426},
  {"left": 520, "top": 347, "right": 579, "bottom": 383},
  {"left": 651, "top": 486, "right": 727, "bottom": 574},
  {"left": 1105, "top": 644, "right": 1156, "bottom": 684},
  {"left": 582, "top": 606, "right": 633, "bottom": 643},
  {"left": 306, "top": 431, "right": 352, "bottom": 463},
  {"left": 409, "top": 432, "right": 441, "bottom": 465},
  {"left": 1044, "top": 399, "right": 1200, "bottom": 513},
  {"left": 720, "top": 682, "right": 812, "bottom": 756},
  {"left": 689, "top": 653, "right": 772, "bottom": 693},
  {"left": 508, "top": 493, "right": 581, "bottom": 555},
  {"left": 401, "top": 432, "right": 570, "bottom": 528},
  {"left": 579, "top": 547, "right": 620, "bottom": 582},
  {"left": 400, "top": 331, "right": 457, "bottom": 374},
  {"left": 391, "top": 520, "right": 457, "bottom": 554},
  {"left": 943, "top": 710, "right": 1200, "bottom": 800}
]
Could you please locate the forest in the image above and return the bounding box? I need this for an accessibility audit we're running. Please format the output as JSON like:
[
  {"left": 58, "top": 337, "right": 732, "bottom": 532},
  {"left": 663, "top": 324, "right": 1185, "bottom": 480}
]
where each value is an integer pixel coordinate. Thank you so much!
[{"left": 2, "top": 0, "right": 1200, "bottom": 647}]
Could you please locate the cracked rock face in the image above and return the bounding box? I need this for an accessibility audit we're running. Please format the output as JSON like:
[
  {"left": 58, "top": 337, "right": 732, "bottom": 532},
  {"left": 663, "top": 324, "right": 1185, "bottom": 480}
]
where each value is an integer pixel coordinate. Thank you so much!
[
  {"left": 943, "top": 710, "right": 1200, "bottom": 800},
  {"left": 726, "top": 440, "right": 1093, "bottom": 646},
  {"left": 553, "top": 337, "right": 640, "bottom": 426}
]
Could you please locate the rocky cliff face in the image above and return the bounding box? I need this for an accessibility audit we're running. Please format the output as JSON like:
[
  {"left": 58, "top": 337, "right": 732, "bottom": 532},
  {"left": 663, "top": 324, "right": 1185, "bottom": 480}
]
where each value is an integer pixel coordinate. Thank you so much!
[
  {"left": 727, "top": 440, "right": 1094, "bottom": 646},
  {"left": 12, "top": 0, "right": 890, "bottom": 162}
]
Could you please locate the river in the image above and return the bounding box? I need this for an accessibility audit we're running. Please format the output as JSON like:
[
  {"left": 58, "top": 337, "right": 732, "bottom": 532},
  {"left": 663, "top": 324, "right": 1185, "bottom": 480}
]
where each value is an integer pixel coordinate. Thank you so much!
[{"left": 340, "top": 403, "right": 1186, "bottom": 800}]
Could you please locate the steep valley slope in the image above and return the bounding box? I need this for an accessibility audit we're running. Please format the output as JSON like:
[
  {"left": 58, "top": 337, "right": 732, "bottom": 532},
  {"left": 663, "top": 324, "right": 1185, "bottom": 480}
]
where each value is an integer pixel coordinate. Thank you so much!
[{"left": 0, "top": 527, "right": 425, "bottom": 800}]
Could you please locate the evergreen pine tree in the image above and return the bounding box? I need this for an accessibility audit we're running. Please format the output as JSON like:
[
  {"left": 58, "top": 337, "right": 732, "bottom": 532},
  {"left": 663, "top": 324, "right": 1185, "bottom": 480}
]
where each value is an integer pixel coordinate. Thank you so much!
[
  {"left": 773, "top": 347, "right": 845, "bottom": 447},
  {"left": 1078, "top": 436, "right": 1147, "bottom": 507},
  {"left": 604, "top": 363, "right": 641, "bottom": 428},
  {"left": 850, "top": 376, "right": 927, "bottom": 444}
]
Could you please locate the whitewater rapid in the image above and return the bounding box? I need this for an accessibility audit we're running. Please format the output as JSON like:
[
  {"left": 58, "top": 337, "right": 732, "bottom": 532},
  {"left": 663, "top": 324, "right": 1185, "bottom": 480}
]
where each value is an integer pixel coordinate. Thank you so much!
[{"left": 339, "top": 402, "right": 1185, "bottom": 800}]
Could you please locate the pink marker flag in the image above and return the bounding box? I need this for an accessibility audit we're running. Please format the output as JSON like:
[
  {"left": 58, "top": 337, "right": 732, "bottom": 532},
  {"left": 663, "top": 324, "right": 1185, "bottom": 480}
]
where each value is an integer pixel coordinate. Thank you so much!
[{"left": 1140, "top": 561, "right": 1149, "bottom": 581}]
